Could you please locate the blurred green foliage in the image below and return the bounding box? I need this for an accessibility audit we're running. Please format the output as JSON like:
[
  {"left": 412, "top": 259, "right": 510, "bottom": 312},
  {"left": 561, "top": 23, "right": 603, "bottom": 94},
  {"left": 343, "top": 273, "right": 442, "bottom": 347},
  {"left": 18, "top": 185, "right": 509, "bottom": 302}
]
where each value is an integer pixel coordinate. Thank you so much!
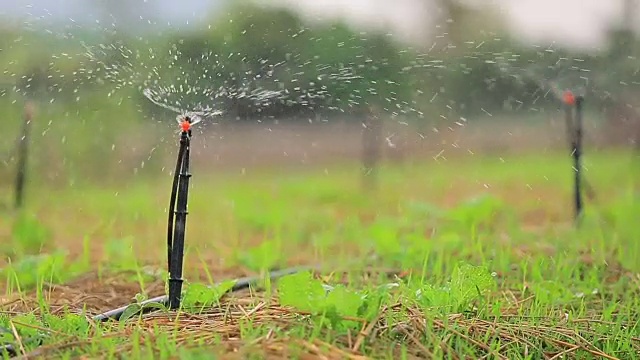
[
  {"left": 0, "top": 1, "right": 638, "bottom": 184},
  {"left": 2, "top": 2, "right": 636, "bottom": 120}
]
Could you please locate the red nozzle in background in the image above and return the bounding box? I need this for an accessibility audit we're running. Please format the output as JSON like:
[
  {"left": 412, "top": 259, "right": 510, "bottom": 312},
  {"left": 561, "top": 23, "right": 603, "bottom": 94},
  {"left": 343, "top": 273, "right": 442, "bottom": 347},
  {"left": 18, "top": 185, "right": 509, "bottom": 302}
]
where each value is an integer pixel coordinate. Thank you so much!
[{"left": 563, "top": 90, "right": 575, "bottom": 106}]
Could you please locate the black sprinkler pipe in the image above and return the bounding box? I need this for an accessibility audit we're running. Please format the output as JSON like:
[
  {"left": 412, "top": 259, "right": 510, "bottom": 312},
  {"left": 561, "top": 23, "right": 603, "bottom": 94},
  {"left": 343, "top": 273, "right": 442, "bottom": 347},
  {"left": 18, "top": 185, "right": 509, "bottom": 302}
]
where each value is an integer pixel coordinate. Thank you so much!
[
  {"left": 14, "top": 102, "right": 34, "bottom": 210},
  {"left": 563, "top": 91, "right": 584, "bottom": 223},
  {"left": 573, "top": 95, "right": 584, "bottom": 222},
  {"left": 167, "top": 118, "right": 193, "bottom": 310}
]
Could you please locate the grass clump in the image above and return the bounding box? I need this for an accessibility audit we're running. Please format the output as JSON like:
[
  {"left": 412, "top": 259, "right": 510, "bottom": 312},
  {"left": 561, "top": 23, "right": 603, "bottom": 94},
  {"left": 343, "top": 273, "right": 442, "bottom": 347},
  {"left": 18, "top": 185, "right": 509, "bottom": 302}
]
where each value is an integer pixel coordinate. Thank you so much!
[{"left": 0, "top": 151, "right": 639, "bottom": 358}]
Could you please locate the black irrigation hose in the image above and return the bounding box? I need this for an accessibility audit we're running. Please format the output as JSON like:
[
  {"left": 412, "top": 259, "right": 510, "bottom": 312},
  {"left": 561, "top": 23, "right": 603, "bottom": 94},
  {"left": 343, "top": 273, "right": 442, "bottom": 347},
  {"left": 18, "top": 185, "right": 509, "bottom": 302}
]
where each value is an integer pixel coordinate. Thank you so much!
[
  {"left": 0, "top": 266, "right": 312, "bottom": 358},
  {"left": 92, "top": 265, "right": 311, "bottom": 322}
]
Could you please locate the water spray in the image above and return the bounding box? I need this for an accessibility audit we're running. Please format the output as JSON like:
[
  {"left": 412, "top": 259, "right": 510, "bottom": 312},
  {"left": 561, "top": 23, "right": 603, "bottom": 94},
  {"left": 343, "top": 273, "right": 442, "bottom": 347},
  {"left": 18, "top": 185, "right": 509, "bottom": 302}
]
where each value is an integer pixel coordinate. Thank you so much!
[{"left": 361, "top": 106, "right": 382, "bottom": 191}]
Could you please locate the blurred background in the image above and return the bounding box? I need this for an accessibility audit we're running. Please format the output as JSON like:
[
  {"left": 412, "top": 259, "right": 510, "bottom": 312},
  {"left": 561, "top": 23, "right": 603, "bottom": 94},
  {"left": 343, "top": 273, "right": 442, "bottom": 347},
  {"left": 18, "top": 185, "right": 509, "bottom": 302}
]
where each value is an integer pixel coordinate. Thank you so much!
[{"left": 0, "top": 0, "right": 639, "bottom": 187}]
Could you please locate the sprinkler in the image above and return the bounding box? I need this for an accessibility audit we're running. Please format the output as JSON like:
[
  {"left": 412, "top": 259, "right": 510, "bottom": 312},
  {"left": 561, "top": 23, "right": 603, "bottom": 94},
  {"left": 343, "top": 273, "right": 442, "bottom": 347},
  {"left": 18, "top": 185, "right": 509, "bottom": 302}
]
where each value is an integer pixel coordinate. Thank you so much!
[
  {"left": 574, "top": 95, "right": 584, "bottom": 221},
  {"left": 14, "top": 101, "right": 35, "bottom": 210},
  {"left": 167, "top": 114, "right": 196, "bottom": 310},
  {"left": 563, "top": 90, "right": 584, "bottom": 223}
]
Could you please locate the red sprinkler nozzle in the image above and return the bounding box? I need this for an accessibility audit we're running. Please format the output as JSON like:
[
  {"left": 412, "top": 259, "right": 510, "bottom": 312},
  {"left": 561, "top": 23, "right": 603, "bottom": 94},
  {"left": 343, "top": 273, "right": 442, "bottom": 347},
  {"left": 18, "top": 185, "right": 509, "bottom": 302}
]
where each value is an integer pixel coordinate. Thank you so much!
[
  {"left": 563, "top": 90, "right": 575, "bottom": 106},
  {"left": 180, "top": 119, "right": 191, "bottom": 133}
]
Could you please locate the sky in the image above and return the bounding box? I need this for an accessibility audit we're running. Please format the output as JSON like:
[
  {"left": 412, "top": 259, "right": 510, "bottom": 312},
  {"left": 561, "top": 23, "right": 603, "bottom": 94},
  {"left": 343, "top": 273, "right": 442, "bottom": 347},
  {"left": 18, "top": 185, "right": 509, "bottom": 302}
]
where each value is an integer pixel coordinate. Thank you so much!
[
  {"left": 494, "top": 0, "right": 631, "bottom": 49},
  {"left": 0, "top": 0, "right": 636, "bottom": 49}
]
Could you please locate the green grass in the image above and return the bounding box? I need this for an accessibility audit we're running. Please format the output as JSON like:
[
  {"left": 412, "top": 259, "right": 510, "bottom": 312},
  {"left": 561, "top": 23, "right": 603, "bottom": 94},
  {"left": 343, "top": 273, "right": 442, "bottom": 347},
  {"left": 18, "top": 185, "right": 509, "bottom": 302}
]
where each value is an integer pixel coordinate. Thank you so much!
[{"left": 0, "top": 149, "right": 639, "bottom": 359}]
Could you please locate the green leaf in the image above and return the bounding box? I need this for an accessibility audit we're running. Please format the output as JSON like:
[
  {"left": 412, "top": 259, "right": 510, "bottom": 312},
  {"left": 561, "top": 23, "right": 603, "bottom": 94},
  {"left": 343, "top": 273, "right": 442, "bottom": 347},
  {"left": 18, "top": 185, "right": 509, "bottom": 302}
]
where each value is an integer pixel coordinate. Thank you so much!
[
  {"left": 119, "top": 303, "right": 143, "bottom": 323},
  {"left": 529, "top": 280, "right": 575, "bottom": 305},
  {"left": 43, "top": 314, "right": 91, "bottom": 337},
  {"left": 405, "top": 200, "right": 445, "bottom": 220},
  {"left": 277, "top": 271, "right": 326, "bottom": 313},
  {"left": 419, "top": 263, "right": 495, "bottom": 313},
  {"left": 103, "top": 237, "right": 138, "bottom": 271},
  {"left": 134, "top": 293, "right": 147, "bottom": 303},
  {"left": 238, "top": 240, "right": 281, "bottom": 272},
  {"left": 11, "top": 214, "right": 52, "bottom": 255},
  {"left": 447, "top": 194, "right": 506, "bottom": 228},
  {"left": 326, "top": 285, "right": 363, "bottom": 318},
  {"left": 183, "top": 280, "right": 237, "bottom": 308},
  {"left": 368, "top": 219, "right": 399, "bottom": 255},
  {"left": 140, "top": 302, "right": 168, "bottom": 313},
  {"left": 449, "top": 263, "right": 495, "bottom": 305},
  {"left": 212, "top": 279, "right": 237, "bottom": 298},
  {"left": 2, "top": 251, "right": 68, "bottom": 289}
]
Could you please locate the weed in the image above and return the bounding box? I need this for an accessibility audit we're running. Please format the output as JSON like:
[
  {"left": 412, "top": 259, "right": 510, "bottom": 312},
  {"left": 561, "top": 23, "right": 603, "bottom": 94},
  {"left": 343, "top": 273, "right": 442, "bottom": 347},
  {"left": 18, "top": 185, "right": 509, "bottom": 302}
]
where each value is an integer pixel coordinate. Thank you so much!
[{"left": 10, "top": 213, "right": 51, "bottom": 255}]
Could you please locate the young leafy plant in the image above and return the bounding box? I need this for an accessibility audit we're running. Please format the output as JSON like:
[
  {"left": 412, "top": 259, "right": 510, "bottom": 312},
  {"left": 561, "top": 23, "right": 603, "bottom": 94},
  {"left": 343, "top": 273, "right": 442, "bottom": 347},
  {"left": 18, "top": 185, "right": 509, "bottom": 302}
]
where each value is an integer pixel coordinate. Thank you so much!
[
  {"left": 2, "top": 251, "right": 68, "bottom": 291},
  {"left": 237, "top": 239, "right": 282, "bottom": 272},
  {"left": 119, "top": 301, "right": 168, "bottom": 323},
  {"left": 182, "top": 280, "right": 237, "bottom": 313},
  {"left": 277, "top": 271, "right": 326, "bottom": 313},
  {"left": 416, "top": 262, "right": 496, "bottom": 314},
  {"left": 10, "top": 213, "right": 52, "bottom": 255},
  {"left": 277, "top": 271, "right": 375, "bottom": 331},
  {"left": 0, "top": 312, "right": 95, "bottom": 353},
  {"left": 103, "top": 236, "right": 139, "bottom": 272},
  {"left": 447, "top": 194, "right": 510, "bottom": 232}
]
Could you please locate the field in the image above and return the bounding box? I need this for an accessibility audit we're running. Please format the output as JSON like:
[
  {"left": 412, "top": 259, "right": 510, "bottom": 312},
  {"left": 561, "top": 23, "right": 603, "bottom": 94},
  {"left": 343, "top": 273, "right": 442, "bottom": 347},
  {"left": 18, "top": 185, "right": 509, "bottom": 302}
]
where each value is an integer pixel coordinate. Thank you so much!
[{"left": 1, "top": 118, "right": 640, "bottom": 359}]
